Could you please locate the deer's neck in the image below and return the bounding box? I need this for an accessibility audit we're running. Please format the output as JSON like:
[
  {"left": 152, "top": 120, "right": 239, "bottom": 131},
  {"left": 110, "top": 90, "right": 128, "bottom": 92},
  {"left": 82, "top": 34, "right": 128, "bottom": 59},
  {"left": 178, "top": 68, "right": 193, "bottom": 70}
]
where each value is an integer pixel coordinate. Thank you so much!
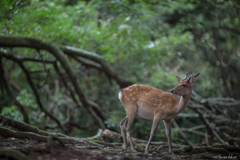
[{"left": 175, "top": 93, "right": 191, "bottom": 114}]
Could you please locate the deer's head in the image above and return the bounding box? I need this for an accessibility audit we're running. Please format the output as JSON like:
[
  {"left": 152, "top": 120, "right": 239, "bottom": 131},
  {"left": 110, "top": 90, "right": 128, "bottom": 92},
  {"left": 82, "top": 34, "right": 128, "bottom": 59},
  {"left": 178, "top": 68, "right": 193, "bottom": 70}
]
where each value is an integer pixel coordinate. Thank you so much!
[{"left": 171, "top": 72, "right": 200, "bottom": 96}]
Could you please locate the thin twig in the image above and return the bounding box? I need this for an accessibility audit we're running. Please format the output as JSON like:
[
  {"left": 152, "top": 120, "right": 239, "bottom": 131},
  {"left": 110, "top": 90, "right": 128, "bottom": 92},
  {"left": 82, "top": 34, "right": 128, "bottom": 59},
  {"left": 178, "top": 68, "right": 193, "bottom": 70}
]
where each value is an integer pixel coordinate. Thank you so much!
[{"left": 172, "top": 120, "right": 192, "bottom": 146}]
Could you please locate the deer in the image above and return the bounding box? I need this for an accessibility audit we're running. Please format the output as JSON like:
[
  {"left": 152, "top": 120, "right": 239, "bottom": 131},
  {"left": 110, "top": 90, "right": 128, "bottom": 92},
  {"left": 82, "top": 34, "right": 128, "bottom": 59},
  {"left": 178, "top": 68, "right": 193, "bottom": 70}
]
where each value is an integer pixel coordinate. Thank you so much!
[{"left": 118, "top": 72, "right": 200, "bottom": 154}]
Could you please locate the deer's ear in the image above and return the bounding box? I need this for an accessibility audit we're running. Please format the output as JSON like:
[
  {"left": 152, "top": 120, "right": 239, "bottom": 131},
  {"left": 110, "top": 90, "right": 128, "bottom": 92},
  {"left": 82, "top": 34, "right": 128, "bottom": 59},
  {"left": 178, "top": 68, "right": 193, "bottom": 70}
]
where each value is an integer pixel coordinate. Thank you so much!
[
  {"left": 176, "top": 76, "right": 181, "bottom": 83},
  {"left": 189, "top": 76, "right": 195, "bottom": 86}
]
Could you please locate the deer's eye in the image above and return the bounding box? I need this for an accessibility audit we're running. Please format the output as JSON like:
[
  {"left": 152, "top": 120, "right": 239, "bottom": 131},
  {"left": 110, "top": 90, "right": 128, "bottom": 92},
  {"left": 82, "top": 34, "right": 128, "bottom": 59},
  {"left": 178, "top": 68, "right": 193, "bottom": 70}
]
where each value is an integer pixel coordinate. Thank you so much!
[{"left": 182, "top": 84, "right": 186, "bottom": 87}]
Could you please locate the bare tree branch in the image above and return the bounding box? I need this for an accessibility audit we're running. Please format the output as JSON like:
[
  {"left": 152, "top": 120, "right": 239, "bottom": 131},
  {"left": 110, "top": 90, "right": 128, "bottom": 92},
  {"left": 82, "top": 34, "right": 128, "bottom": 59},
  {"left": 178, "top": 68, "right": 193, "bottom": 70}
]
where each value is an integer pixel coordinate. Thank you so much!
[
  {"left": 4, "top": 64, "right": 21, "bottom": 93},
  {"left": 191, "top": 90, "right": 240, "bottom": 106},
  {"left": 59, "top": 45, "right": 133, "bottom": 88},
  {"left": 0, "top": 51, "right": 67, "bottom": 132},
  {"left": 188, "top": 104, "right": 226, "bottom": 144},
  {"left": 224, "top": 132, "right": 240, "bottom": 141},
  {"left": 0, "top": 114, "right": 67, "bottom": 137},
  {"left": 0, "top": 36, "right": 106, "bottom": 129},
  {"left": 172, "top": 120, "right": 192, "bottom": 146},
  {"left": 0, "top": 57, "right": 29, "bottom": 124}
]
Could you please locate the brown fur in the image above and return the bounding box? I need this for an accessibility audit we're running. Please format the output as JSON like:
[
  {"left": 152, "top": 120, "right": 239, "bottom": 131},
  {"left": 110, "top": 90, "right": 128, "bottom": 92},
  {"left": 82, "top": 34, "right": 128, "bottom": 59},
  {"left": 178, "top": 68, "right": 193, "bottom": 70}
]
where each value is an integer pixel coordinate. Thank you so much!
[
  {"left": 120, "top": 84, "right": 180, "bottom": 119},
  {"left": 119, "top": 73, "right": 200, "bottom": 154}
]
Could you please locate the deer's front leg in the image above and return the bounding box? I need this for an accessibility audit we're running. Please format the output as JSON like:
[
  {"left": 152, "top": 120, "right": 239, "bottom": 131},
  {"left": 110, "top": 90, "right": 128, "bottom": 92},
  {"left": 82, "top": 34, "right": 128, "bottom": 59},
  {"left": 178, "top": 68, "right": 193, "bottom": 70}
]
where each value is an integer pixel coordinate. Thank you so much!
[
  {"left": 145, "top": 116, "right": 161, "bottom": 154},
  {"left": 164, "top": 120, "right": 173, "bottom": 154}
]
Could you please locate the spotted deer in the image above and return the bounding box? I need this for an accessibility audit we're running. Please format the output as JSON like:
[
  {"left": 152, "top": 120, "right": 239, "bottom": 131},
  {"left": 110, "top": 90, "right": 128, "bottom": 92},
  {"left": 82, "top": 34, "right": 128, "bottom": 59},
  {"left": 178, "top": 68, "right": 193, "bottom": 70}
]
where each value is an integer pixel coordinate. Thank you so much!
[{"left": 118, "top": 72, "right": 200, "bottom": 154}]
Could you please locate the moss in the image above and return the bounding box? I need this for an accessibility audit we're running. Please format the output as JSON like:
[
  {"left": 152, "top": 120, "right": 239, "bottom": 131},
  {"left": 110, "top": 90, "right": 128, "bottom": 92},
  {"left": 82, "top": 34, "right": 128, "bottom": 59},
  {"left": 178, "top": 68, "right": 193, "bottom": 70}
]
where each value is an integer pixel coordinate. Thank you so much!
[
  {"left": 191, "top": 147, "right": 206, "bottom": 154},
  {"left": 135, "top": 152, "right": 149, "bottom": 157},
  {"left": 156, "top": 145, "right": 168, "bottom": 152},
  {"left": 212, "top": 144, "right": 240, "bottom": 152},
  {"left": 101, "top": 150, "right": 112, "bottom": 154},
  {"left": 202, "top": 146, "right": 230, "bottom": 155},
  {"left": 0, "top": 148, "right": 30, "bottom": 160},
  {"left": 192, "top": 152, "right": 215, "bottom": 159},
  {"left": 180, "top": 151, "right": 185, "bottom": 155}
]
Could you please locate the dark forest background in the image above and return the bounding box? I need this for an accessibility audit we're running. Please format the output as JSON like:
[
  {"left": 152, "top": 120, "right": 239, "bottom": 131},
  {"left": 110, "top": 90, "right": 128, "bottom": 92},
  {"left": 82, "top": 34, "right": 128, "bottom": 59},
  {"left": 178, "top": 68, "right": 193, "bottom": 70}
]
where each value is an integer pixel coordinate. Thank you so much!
[{"left": 0, "top": 0, "right": 240, "bottom": 147}]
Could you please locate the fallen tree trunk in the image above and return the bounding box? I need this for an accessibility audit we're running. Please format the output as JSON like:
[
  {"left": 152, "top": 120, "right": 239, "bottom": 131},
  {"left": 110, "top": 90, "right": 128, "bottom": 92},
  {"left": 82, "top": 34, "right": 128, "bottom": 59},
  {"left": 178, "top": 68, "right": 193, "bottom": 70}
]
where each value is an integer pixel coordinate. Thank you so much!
[
  {"left": 0, "top": 114, "right": 67, "bottom": 137},
  {"left": 0, "top": 127, "right": 104, "bottom": 148}
]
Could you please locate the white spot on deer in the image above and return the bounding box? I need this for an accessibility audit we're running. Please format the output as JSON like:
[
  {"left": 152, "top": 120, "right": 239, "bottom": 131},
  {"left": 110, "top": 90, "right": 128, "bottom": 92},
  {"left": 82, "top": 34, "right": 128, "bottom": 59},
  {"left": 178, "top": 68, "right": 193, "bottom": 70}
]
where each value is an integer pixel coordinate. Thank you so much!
[
  {"left": 130, "top": 94, "right": 132, "bottom": 96},
  {"left": 132, "top": 98, "right": 135, "bottom": 100},
  {"left": 118, "top": 92, "right": 122, "bottom": 101}
]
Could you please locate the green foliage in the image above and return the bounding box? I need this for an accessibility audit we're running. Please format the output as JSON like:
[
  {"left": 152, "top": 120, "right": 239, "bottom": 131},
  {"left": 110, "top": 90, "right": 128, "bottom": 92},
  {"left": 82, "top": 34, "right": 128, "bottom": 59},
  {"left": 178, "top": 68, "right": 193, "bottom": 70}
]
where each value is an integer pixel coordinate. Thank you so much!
[
  {"left": 2, "top": 105, "right": 23, "bottom": 121},
  {"left": 16, "top": 89, "right": 38, "bottom": 110},
  {"left": 1, "top": 89, "right": 42, "bottom": 125}
]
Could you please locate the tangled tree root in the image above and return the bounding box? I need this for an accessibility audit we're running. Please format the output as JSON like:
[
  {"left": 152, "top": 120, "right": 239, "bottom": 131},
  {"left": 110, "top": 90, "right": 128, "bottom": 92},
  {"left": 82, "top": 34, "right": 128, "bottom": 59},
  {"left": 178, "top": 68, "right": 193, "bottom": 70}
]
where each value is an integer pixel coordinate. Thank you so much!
[{"left": 0, "top": 148, "right": 30, "bottom": 160}]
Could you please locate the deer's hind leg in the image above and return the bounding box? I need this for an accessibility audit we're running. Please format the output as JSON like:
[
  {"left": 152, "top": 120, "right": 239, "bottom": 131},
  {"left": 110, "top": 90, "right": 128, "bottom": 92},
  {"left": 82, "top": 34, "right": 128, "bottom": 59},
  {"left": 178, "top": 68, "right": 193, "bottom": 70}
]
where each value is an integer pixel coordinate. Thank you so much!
[
  {"left": 120, "top": 116, "right": 128, "bottom": 149},
  {"left": 125, "top": 104, "right": 138, "bottom": 151}
]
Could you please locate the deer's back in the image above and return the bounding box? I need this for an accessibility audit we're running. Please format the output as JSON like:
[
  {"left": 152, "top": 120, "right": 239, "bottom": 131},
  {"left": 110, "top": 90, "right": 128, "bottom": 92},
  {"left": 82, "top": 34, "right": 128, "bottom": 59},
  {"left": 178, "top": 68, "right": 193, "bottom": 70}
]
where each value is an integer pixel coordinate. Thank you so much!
[{"left": 120, "top": 84, "right": 179, "bottom": 111}]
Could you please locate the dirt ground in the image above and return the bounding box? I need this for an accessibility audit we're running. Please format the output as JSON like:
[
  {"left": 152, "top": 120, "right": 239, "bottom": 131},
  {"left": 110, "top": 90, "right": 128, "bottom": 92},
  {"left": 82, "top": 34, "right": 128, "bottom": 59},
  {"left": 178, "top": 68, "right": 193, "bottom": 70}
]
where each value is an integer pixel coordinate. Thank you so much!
[
  {"left": 0, "top": 138, "right": 173, "bottom": 160},
  {"left": 0, "top": 138, "right": 239, "bottom": 160}
]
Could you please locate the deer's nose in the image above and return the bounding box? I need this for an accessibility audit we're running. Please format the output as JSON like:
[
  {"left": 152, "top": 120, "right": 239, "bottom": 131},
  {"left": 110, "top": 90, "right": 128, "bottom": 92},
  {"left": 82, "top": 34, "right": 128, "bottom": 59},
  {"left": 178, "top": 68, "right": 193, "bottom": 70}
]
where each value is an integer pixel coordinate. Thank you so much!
[{"left": 171, "top": 90, "right": 174, "bottom": 93}]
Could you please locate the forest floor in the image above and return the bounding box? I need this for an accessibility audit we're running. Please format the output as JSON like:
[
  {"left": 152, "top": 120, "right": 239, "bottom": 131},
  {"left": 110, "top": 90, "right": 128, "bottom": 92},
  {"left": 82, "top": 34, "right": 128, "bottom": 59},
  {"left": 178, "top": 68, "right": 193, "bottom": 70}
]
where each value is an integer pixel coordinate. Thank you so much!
[{"left": 1, "top": 137, "right": 240, "bottom": 160}]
